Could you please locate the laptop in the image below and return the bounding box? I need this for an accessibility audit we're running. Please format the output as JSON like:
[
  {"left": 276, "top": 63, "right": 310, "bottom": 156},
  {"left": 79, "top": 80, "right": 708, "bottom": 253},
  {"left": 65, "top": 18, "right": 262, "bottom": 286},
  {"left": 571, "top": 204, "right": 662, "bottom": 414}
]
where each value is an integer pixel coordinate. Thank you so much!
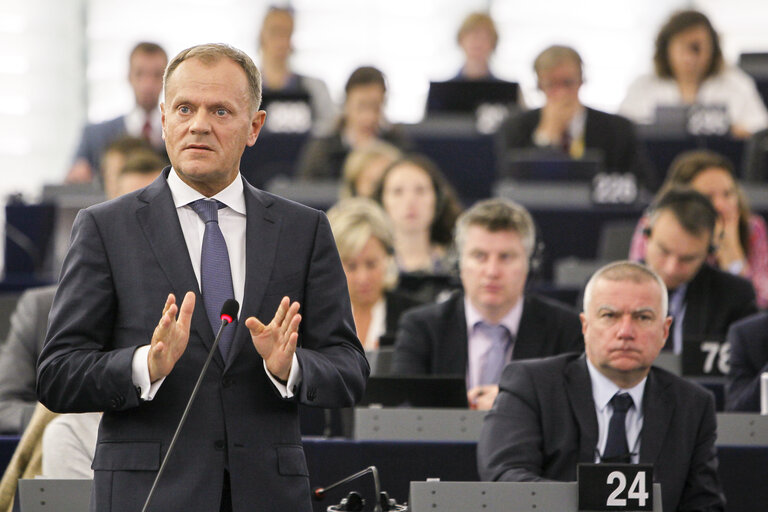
[
  {"left": 360, "top": 375, "right": 469, "bottom": 408},
  {"left": 425, "top": 80, "right": 519, "bottom": 115}
]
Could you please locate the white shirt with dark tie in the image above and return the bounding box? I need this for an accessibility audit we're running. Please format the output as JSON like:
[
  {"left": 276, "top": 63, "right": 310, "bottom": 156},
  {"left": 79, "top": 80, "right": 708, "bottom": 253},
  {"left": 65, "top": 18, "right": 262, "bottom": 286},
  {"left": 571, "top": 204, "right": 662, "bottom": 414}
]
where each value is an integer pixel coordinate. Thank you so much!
[{"left": 130, "top": 169, "right": 300, "bottom": 400}]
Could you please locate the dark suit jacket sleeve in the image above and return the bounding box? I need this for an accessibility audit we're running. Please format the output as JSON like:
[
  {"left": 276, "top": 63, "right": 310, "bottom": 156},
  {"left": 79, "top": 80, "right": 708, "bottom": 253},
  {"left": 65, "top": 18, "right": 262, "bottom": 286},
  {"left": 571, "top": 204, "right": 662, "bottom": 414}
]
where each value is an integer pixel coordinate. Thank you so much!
[
  {"left": 477, "top": 361, "right": 552, "bottom": 482},
  {"left": 0, "top": 287, "right": 54, "bottom": 432},
  {"left": 725, "top": 318, "right": 768, "bottom": 412},
  {"left": 292, "top": 212, "right": 369, "bottom": 407},
  {"left": 36, "top": 209, "right": 141, "bottom": 413},
  {"left": 681, "top": 391, "right": 724, "bottom": 512},
  {"left": 390, "top": 308, "right": 434, "bottom": 375}
]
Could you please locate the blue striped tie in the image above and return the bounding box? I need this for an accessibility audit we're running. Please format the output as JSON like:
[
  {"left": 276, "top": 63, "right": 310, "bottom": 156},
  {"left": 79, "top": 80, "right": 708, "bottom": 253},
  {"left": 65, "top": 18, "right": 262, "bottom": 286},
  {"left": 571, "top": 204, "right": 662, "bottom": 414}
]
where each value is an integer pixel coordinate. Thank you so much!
[{"left": 189, "top": 199, "right": 236, "bottom": 359}]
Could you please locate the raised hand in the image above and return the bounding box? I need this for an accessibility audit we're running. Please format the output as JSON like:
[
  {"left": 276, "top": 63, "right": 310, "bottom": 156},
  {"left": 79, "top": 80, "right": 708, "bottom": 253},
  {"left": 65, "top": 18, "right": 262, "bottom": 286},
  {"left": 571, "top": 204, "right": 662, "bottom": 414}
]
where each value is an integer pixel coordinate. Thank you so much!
[
  {"left": 245, "top": 296, "right": 301, "bottom": 382},
  {"left": 148, "top": 292, "right": 196, "bottom": 382}
]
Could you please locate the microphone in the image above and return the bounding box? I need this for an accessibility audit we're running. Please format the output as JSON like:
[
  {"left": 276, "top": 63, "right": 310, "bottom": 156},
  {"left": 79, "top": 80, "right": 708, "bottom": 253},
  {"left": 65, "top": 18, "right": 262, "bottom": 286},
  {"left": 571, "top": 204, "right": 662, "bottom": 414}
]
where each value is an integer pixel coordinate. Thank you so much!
[{"left": 141, "top": 299, "right": 240, "bottom": 512}]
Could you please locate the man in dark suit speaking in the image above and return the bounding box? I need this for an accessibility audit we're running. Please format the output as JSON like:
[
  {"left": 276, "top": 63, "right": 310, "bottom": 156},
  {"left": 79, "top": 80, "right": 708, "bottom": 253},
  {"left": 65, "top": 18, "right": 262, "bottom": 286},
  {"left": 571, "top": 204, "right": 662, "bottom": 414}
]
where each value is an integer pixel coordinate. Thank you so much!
[
  {"left": 477, "top": 261, "right": 725, "bottom": 512},
  {"left": 37, "top": 43, "right": 368, "bottom": 512},
  {"left": 391, "top": 198, "right": 582, "bottom": 410}
]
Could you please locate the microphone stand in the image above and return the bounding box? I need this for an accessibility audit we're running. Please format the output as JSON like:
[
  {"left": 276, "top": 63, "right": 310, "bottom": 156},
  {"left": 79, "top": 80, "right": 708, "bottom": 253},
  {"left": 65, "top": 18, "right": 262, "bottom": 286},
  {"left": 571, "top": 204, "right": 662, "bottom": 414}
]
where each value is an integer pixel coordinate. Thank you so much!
[
  {"left": 314, "top": 466, "right": 383, "bottom": 512},
  {"left": 140, "top": 312, "right": 234, "bottom": 512}
]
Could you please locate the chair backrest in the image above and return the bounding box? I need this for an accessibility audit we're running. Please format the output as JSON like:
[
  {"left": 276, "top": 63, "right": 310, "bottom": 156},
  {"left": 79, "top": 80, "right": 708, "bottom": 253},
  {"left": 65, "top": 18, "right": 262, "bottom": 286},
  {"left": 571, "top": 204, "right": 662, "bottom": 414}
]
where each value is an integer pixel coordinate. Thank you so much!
[{"left": 597, "top": 219, "right": 638, "bottom": 261}]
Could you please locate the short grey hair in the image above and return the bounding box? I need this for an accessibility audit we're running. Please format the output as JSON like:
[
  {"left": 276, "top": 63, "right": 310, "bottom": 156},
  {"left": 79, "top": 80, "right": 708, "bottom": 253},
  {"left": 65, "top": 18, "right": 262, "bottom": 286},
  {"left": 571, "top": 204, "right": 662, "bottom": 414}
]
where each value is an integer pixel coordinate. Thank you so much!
[
  {"left": 583, "top": 260, "right": 668, "bottom": 317},
  {"left": 164, "top": 43, "right": 262, "bottom": 112},
  {"left": 454, "top": 198, "right": 536, "bottom": 257}
]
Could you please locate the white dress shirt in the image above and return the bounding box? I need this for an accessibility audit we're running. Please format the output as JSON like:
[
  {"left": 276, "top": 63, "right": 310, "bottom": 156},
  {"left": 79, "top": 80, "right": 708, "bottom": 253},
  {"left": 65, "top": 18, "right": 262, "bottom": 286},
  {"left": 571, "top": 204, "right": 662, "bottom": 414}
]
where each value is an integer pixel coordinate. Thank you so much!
[
  {"left": 464, "top": 296, "right": 523, "bottom": 390},
  {"left": 131, "top": 169, "right": 300, "bottom": 400},
  {"left": 355, "top": 298, "right": 385, "bottom": 350},
  {"left": 586, "top": 357, "right": 646, "bottom": 464}
]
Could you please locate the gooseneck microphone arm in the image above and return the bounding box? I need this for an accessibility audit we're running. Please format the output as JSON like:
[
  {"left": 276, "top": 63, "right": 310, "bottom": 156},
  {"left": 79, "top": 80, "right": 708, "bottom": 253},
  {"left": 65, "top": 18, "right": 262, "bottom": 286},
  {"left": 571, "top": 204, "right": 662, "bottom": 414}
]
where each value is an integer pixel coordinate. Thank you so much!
[
  {"left": 141, "top": 299, "right": 240, "bottom": 512},
  {"left": 313, "top": 466, "right": 383, "bottom": 512}
]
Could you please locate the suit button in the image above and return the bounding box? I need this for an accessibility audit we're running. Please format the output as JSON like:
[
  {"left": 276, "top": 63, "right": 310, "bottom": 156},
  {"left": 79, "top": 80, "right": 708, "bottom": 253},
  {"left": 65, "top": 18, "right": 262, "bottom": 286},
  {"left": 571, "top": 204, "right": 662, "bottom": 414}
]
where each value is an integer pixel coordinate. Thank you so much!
[
  {"left": 222, "top": 377, "right": 233, "bottom": 388},
  {"left": 214, "top": 440, "right": 225, "bottom": 450},
  {"left": 307, "top": 388, "right": 317, "bottom": 401}
]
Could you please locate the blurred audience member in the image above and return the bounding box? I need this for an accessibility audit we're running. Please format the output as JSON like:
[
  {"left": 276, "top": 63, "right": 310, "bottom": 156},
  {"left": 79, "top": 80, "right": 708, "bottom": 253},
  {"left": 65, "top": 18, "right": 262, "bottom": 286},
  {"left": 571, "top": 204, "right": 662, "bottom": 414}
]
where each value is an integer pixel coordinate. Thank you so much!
[
  {"left": 113, "top": 149, "right": 165, "bottom": 196},
  {"left": 0, "top": 286, "right": 56, "bottom": 434},
  {"left": 67, "top": 42, "right": 168, "bottom": 185},
  {"left": 100, "top": 136, "right": 157, "bottom": 199},
  {"left": 339, "top": 140, "right": 402, "bottom": 199},
  {"left": 327, "top": 198, "right": 421, "bottom": 350},
  {"left": 453, "top": 12, "right": 500, "bottom": 81},
  {"left": 0, "top": 403, "right": 57, "bottom": 511},
  {"left": 297, "top": 66, "right": 409, "bottom": 180},
  {"left": 498, "top": 45, "right": 654, "bottom": 189},
  {"left": 619, "top": 9, "right": 768, "bottom": 138},
  {"left": 639, "top": 187, "right": 756, "bottom": 353},
  {"left": 257, "top": 6, "right": 335, "bottom": 133},
  {"left": 629, "top": 150, "right": 768, "bottom": 308},
  {"left": 42, "top": 411, "right": 101, "bottom": 478},
  {"left": 372, "top": 154, "right": 462, "bottom": 274},
  {"left": 726, "top": 312, "right": 768, "bottom": 412},
  {"left": 391, "top": 198, "right": 583, "bottom": 410},
  {"left": 0, "top": 154, "right": 161, "bottom": 435}
]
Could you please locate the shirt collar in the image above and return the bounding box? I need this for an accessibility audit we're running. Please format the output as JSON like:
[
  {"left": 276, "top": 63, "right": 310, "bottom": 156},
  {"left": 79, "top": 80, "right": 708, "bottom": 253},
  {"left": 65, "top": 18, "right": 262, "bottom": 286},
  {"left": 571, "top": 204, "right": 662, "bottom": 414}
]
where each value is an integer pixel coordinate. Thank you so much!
[
  {"left": 464, "top": 294, "right": 524, "bottom": 337},
  {"left": 586, "top": 356, "right": 646, "bottom": 416},
  {"left": 125, "top": 105, "right": 161, "bottom": 130},
  {"left": 167, "top": 168, "right": 246, "bottom": 215}
]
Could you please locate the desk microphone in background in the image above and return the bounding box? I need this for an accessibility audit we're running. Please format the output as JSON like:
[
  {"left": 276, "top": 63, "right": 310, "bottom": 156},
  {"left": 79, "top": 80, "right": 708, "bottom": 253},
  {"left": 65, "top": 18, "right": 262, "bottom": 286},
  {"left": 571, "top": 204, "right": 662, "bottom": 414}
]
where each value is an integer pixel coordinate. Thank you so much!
[
  {"left": 141, "top": 299, "right": 240, "bottom": 512},
  {"left": 314, "top": 465, "right": 405, "bottom": 511}
]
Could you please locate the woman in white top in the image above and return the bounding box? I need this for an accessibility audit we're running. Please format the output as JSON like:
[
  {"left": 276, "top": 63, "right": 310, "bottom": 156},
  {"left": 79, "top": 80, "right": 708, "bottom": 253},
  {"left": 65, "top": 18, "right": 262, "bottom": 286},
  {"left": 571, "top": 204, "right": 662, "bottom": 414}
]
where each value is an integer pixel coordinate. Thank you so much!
[{"left": 619, "top": 9, "right": 768, "bottom": 138}]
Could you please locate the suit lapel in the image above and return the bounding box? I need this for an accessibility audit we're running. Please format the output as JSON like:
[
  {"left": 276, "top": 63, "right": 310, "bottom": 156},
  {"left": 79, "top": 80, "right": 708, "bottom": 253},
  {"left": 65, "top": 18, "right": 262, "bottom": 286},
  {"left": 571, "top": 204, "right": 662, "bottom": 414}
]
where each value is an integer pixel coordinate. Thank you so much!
[
  {"left": 135, "top": 170, "right": 221, "bottom": 365},
  {"left": 682, "top": 266, "right": 709, "bottom": 339},
  {"left": 225, "top": 179, "right": 280, "bottom": 369},
  {"left": 447, "top": 294, "right": 470, "bottom": 374},
  {"left": 564, "top": 355, "right": 599, "bottom": 462},
  {"left": 639, "top": 369, "right": 675, "bottom": 464},
  {"left": 513, "top": 297, "right": 540, "bottom": 359}
]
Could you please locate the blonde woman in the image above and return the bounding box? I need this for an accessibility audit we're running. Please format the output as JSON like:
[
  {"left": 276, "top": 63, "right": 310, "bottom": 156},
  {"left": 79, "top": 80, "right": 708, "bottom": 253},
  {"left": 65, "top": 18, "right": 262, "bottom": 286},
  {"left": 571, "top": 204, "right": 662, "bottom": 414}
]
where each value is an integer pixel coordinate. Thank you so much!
[{"left": 328, "top": 198, "right": 421, "bottom": 350}]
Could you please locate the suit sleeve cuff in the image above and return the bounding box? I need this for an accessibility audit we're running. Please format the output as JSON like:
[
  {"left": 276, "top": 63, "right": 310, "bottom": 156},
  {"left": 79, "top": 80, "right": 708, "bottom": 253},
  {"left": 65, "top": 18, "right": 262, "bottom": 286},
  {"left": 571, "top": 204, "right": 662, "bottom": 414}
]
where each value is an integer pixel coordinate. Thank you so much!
[
  {"left": 132, "top": 345, "right": 165, "bottom": 401},
  {"left": 264, "top": 354, "right": 301, "bottom": 398}
]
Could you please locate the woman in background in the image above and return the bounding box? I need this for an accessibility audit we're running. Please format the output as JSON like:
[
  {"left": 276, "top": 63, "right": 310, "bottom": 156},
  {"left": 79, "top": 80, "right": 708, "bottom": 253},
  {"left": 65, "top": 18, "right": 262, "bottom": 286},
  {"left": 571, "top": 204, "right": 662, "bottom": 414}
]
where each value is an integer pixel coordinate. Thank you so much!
[
  {"left": 327, "top": 198, "right": 421, "bottom": 350},
  {"left": 373, "top": 154, "right": 463, "bottom": 275},
  {"left": 339, "top": 140, "right": 402, "bottom": 199},
  {"left": 629, "top": 150, "right": 768, "bottom": 308},
  {"left": 619, "top": 9, "right": 768, "bottom": 137},
  {"left": 257, "top": 6, "right": 336, "bottom": 133},
  {"left": 297, "top": 66, "right": 409, "bottom": 180}
]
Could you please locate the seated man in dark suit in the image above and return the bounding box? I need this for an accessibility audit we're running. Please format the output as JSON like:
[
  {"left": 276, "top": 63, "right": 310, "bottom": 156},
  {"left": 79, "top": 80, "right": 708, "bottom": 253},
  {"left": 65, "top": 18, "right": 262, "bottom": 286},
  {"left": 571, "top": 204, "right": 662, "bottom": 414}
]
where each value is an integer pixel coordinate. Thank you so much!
[
  {"left": 642, "top": 187, "right": 757, "bottom": 353},
  {"left": 478, "top": 261, "right": 725, "bottom": 512},
  {"left": 391, "top": 198, "right": 583, "bottom": 410},
  {"left": 497, "top": 45, "right": 654, "bottom": 189},
  {"left": 726, "top": 312, "right": 768, "bottom": 411}
]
